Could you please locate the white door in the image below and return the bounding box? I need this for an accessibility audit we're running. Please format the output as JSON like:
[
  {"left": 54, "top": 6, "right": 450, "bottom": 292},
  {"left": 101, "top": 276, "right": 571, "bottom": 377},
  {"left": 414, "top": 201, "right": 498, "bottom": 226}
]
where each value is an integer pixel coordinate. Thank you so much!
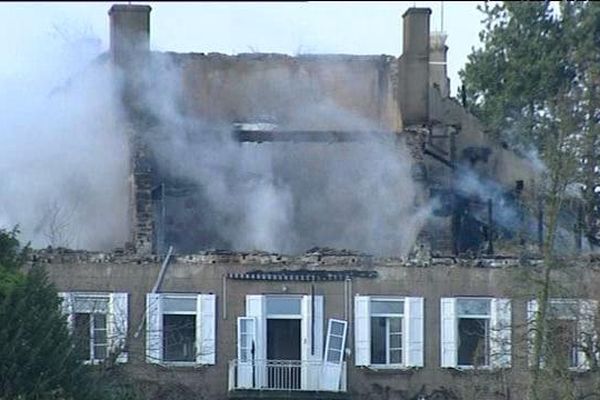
[
  {"left": 237, "top": 317, "right": 256, "bottom": 389},
  {"left": 321, "top": 319, "right": 347, "bottom": 391}
]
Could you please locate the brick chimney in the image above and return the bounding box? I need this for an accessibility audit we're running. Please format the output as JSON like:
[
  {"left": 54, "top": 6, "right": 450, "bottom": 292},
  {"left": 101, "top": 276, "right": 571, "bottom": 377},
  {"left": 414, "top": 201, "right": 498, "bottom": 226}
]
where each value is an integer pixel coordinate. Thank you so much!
[
  {"left": 108, "top": 4, "right": 151, "bottom": 68},
  {"left": 109, "top": 4, "right": 154, "bottom": 255},
  {"left": 399, "top": 8, "right": 431, "bottom": 126}
]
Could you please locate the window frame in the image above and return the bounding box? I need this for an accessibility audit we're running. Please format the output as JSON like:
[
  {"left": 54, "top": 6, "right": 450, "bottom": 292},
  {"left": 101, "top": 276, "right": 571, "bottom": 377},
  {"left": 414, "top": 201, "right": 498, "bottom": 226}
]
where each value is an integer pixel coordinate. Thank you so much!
[
  {"left": 369, "top": 297, "right": 405, "bottom": 368},
  {"left": 455, "top": 297, "right": 492, "bottom": 369},
  {"left": 160, "top": 294, "right": 199, "bottom": 366},
  {"left": 146, "top": 292, "right": 216, "bottom": 367},
  {"left": 531, "top": 298, "right": 595, "bottom": 371},
  {"left": 72, "top": 293, "right": 110, "bottom": 365},
  {"left": 59, "top": 292, "right": 128, "bottom": 365}
]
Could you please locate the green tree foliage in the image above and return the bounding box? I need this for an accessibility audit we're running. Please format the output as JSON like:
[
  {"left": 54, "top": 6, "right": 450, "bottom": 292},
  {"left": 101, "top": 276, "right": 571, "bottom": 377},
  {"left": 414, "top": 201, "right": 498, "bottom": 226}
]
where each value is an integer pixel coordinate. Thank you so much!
[
  {"left": 0, "top": 228, "right": 141, "bottom": 400},
  {"left": 460, "top": 2, "right": 600, "bottom": 399},
  {"left": 460, "top": 2, "right": 600, "bottom": 247},
  {"left": 460, "top": 2, "right": 571, "bottom": 148}
]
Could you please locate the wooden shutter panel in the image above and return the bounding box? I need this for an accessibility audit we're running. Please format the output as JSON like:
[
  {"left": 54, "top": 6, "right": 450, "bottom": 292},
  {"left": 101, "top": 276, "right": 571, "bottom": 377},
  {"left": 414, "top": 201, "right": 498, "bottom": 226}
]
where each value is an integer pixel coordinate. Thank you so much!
[
  {"left": 146, "top": 293, "right": 162, "bottom": 363},
  {"left": 490, "top": 298, "right": 511, "bottom": 368},
  {"left": 109, "top": 292, "right": 129, "bottom": 363},
  {"left": 197, "top": 294, "right": 216, "bottom": 365},
  {"left": 354, "top": 295, "right": 370, "bottom": 366},
  {"left": 440, "top": 297, "right": 457, "bottom": 368},
  {"left": 405, "top": 297, "right": 424, "bottom": 367}
]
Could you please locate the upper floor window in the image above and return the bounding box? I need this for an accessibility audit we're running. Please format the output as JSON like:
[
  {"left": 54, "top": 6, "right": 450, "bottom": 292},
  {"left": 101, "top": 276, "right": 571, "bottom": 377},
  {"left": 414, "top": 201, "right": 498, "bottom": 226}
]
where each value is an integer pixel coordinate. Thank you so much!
[
  {"left": 528, "top": 298, "right": 598, "bottom": 370},
  {"left": 355, "top": 296, "right": 423, "bottom": 368},
  {"left": 370, "top": 299, "right": 404, "bottom": 365},
  {"left": 441, "top": 297, "right": 511, "bottom": 369},
  {"left": 58, "top": 292, "right": 128, "bottom": 364},
  {"left": 146, "top": 293, "right": 216, "bottom": 366}
]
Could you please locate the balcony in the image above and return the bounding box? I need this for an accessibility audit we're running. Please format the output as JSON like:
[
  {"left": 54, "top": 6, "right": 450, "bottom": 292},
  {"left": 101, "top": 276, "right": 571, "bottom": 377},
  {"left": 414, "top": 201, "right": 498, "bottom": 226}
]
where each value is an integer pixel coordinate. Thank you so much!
[{"left": 228, "top": 359, "right": 347, "bottom": 399}]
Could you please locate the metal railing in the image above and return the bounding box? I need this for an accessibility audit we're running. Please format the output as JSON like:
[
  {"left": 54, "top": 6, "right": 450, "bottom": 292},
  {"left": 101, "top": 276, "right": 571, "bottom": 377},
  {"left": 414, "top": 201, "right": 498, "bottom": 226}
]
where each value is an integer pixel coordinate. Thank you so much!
[{"left": 228, "top": 359, "right": 347, "bottom": 392}]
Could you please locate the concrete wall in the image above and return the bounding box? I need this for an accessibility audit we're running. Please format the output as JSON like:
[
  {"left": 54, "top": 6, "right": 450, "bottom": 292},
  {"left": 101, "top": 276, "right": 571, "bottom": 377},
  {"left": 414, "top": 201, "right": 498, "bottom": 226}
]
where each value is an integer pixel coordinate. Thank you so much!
[
  {"left": 40, "top": 251, "right": 600, "bottom": 400},
  {"left": 156, "top": 52, "right": 403, "bottom": 133}
]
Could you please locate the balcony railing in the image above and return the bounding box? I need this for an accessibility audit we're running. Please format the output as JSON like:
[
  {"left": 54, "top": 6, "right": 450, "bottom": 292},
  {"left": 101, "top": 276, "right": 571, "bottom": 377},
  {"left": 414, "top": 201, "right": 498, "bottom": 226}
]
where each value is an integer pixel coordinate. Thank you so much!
[{"left": 228, "top": 359, "right": 347, "bottom": 392}]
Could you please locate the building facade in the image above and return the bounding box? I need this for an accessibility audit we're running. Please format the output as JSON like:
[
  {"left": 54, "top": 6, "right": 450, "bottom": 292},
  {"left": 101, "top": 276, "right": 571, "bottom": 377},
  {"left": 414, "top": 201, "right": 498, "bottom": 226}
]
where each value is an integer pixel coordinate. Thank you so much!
[{"left": 35, "top": 4, "right": 600, "bottom": 400}]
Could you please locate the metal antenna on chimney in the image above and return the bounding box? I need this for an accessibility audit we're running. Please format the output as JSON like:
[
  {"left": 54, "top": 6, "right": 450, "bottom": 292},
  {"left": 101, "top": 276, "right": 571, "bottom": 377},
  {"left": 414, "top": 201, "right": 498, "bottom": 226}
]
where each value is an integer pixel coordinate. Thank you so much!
[{"left": 441, "top": 1, "right": 445, "bottom": 32}]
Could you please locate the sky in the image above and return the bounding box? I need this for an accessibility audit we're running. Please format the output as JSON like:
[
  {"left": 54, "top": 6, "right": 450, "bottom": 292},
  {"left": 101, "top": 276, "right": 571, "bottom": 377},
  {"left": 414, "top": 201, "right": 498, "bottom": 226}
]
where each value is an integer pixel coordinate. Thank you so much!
[{"left": 0, "top": 1, "right": 487, "bottom": 97}]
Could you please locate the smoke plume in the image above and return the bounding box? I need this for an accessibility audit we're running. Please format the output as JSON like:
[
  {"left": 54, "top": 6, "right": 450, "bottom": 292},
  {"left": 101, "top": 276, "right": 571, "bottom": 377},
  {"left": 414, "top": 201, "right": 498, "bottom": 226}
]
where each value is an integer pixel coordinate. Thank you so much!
[{"left": 0, "top": 29, "right": 130, "bottom": 250}]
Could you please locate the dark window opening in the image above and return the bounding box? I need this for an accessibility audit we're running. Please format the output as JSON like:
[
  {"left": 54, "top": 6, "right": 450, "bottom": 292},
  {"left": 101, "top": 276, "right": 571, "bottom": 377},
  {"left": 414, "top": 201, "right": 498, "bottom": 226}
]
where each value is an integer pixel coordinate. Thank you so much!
[
  {"left": 163, "top": 314, "right": 196, "bottom": 362},
  {"left": 74, "top": 313, "right": 91, "bottom": 361},
  {"left": 371, "top": 316, "right": 402, "bottom": 364},
  {"left": 267, "top": 319, "right": 301, "bottom": 389},
  {"left": 547, "top": 318, "right": 578, "bottom": 368},
  {"left": 458, "top": 318, "right": 489, "bottom": 366},
  {"left": 74, "top": 313, "right": 108, "bottom": 361}
]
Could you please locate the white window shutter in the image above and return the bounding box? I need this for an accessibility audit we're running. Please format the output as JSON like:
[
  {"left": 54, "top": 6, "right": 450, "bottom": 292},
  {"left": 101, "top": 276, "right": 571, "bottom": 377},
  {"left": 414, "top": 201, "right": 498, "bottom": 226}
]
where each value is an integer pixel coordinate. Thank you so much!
[
  {"left": 109, "top": 293, "right": 129, "bottom": 363},
  {"left": 440, "top": 297, "right": 457, "bottom": 368},
  {"left": 490, "top": 298, "right": 511, "bottom": 368},
  {"left": 405, "top": 297, "right": 424, "bottom": 367},
  {"left": 301, "top": 295, "right": 324, "bottom": 361},
  {"left": 197, "top": 294, "right": 216, "bottom": 365},
  {"left": 578, "top": 299, "right": 598, "bottom": 370},
  {"left": 58, "top": 292, "right": 74, "bottom": 332},
  {"left": 246, "top": 295, "right": 266, "bottom": 362},
  {"left": 301, "top": 295, "right": 324, "bottom": 390},
  {"left": 354, "top": 295, "right": 370, "bottom": 366},
  {"left": 527, "top": 299, "right": 538, "bottom": 368},
  {"left": 146, "top": 293, "right": 162, "bottom": 364}
]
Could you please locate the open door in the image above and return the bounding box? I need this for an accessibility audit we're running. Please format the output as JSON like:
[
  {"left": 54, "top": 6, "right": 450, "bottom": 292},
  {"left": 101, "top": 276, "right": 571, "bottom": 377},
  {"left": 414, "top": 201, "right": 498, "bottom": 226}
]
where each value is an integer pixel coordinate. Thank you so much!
[
  {"left": 237, "top": 317, "right": 256, "bottom": 389},
  {"left": 321, "top": 319, "right": 347, "bottom": 391}
]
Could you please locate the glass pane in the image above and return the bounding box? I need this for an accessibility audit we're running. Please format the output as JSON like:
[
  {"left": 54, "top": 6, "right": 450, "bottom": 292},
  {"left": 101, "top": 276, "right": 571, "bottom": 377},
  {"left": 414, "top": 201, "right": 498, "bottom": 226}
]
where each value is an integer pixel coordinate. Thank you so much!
[
  {"left": 331, "top": 321, "right": 344, "bottom": 336},
  {"left": 390, "top": 334, "right": 402, "bottom": 348},
  {"left": 549, "top": 301, "right": 578, "bottom": 319},
  {"left": 390, "top": 349, "right": 402, "bottom": 364},
  {"left": 389, "top": 317, "right": 402, "bottom": 333},
  {"left": 163, "top": 314, "right": 196, "bottom": 361},
  {"left": 240, "top": 319, "right": 253, "bottom": 334},
  {"left": 74, "top": 297, "right": 108, "bottom": 313},
  {"left": 327, "top": 349, "right": 342, "bottom": 363},
  {"left": 371, "top": 300, "right": 404, "bottom": 315},
  {"left": 93, "top": 313, "right": 106, "bottom": 329},
  {"left": 94, "top": 329, "right": 107, "bottom": 345},
  {"left": 458, "top": 318, "right": 489, "bottom": 366},
  {"left": 74, "top": 313, "right": 91, "bottom": 361},
  {"left": 94, "top": 345, "right": 107, "bottom": 360},
  {"left": 457, "top": 299, "right": 491, "bottom": 316},
  {"left": 547, "top": 318, "right": 578, "bottom": 368},
  {"left": 163, "top": 297, "right": 196, "bottom": 313},
  {"left": 240, "top": 333, "right": 248, "bottom": 346},
  {"left": 266, "top": 297, "right": 301, "bottom": 315},
  {"left": 329, "top": 335, "right": 343, "bottom": 351},
  {"left": 371, "top": 317, "right": 386, "bottom": 364}
]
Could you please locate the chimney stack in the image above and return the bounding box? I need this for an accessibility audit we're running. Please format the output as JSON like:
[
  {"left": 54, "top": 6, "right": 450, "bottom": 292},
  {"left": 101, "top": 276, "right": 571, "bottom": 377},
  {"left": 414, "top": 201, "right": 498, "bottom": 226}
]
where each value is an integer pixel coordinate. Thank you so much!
[
  {"left": 108, "top": 4, "right": 151, "bottom": 68},
  {"left": 399, "top": 8, "right": 431, "bottom": 126},
  {"left": 109, "top": 5, "right": 154, "bottom": 255}
]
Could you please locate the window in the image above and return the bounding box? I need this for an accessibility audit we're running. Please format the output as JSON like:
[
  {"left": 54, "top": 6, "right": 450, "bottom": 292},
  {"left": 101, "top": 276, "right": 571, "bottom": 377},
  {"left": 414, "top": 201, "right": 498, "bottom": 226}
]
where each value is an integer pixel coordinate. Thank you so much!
[
  {"left": 441, "top": 297, "right": 511, "bottom": 369},
  {"left": 456, "top": 298, "right": 490, "bottom": 367},
  {"left": 355, "top": 296, "right": 423, "bottom": 368},
  {"left": 266, "top": 296, "right": 302, "bottom": 317},
  {"left": 58, "top": 292, "right": 128, "bottom": 364},
  {"left": 370, "top": 299, "right": 404, "bottom": 365},
  {"left": 528, "top": 299, "right": 598, "bottom": 370},
  {"left": 239, "top": 294, "right": 324, "bottom": 391},
  {"left": 146, "top": 293, "right": 216, "bottom": 365},
  {"left": 163, "top": 296, "right": 197, "bottom": 362}
]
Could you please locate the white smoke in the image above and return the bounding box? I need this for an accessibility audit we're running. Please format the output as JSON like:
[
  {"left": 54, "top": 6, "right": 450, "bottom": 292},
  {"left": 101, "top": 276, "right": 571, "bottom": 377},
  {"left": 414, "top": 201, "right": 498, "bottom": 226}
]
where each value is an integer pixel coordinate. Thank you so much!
[
  {"left": 0, "top": 29, "right": 130, "bottom": 250},
  {"left": 140, "top": 54, "right": 430, "bottom": 256}
]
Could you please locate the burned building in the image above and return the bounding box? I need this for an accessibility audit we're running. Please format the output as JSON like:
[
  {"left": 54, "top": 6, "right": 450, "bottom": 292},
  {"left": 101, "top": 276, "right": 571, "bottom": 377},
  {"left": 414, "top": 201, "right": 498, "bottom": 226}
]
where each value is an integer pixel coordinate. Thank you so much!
[
  {"left": 109, "top": 4, "right": 544, "bottom": 259},
  {"left": 35, "top": 4, "right": 600, "bottom": 400}
]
